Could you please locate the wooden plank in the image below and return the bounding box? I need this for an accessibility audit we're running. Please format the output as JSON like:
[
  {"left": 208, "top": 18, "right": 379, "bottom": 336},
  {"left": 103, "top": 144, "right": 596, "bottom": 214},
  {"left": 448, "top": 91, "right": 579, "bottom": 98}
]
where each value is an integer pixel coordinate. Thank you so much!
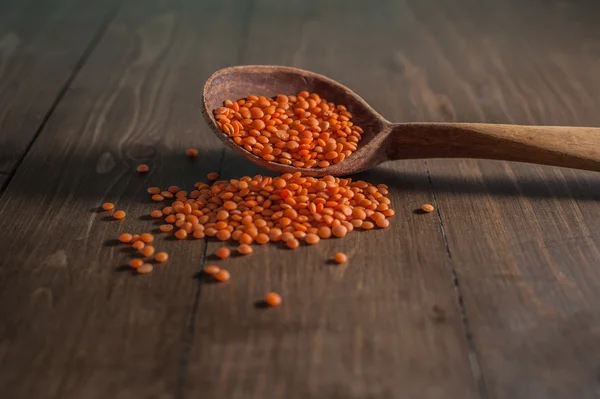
[
  {"left": 0, "top": 0, "right": 121, "bottom": 174},
  {"left": 401, "top": 0, "right": 600, "bottom": 398},
  {"left": 0, "top": 1, "right": 247, "bottom": 398},
  {"left": 184, "top": 1, "right": 479, "bottom": 398},
  {"left": 0, "top": 173, "right": 7, "bottom": 192}
]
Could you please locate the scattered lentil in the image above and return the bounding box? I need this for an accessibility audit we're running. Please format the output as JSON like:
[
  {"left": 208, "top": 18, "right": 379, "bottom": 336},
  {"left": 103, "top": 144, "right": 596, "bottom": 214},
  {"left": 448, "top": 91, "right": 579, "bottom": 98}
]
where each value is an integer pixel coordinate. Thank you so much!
[
  {"left": 129, "top": 258, "right": 144, "bottom": 268},
  {"left": 137, "top": 164, "right": 149, "bottom": 173},
  {"left": 137, "top": 263, "right": 153, "bottom": 274},
  {"left": 214, "top": 269, "right": 230, "bottom": 282},
  {"left": 204, "top": 265, "right": 220, "bottom": 275},
  {"left": 113, "top": 210, "right": 126, "bottom": 220},
  {"left": 155, "top": 252, "right": 169, "bottom": 263},
  {"left": 186, "top": 148, "right": 199, "bottom": 157},
  {"left": 265, "top": 292, "right": 282, "bottom": 307},
  {"left": 118, "top": 233, "right": 133, "bottom": 243},
  {"left": 102, "top": 202, "right": 115, "bottom": 211},
  {"left": 215, "top": 247, "right": 231, "bottom": 259},
  {"left": 334, "top": 252, "right": 348, "bottom": 264},
  {"left": 421, "top": 204, "right": 435, "bottom": 213},
  {"left": 150, "top": 210, "right": 163, "bottom": 218}
]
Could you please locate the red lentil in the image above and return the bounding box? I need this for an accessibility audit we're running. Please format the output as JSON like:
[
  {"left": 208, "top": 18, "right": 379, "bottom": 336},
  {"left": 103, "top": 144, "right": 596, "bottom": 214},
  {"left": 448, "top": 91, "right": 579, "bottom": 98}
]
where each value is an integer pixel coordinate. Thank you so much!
[
  {"left": 137, "top": 263, "right": 153, "bottom": 274},
  {"left": 207, "top": 172, "right": 219, "bottom": 180},
  {"left": 113, "top": 210, "right": 126, "bottom": 220},
  {"left": 204, "top": 265, "right": 220, "bottom": 275},
  {"left": 150, "top": 210, "right": 163, "bottom": 218},
  {"left": 160, "top": 224, "right": 174, "bottom": 232},
  {"left": 132, "top": 241, "right": 145, "bottom": 250},
  {"left": 215, "top": 247, "right": 231, "bottom": 259},
  {"left": 305, "top": 233, "right": 320, "bottom": 245},
  {"left": 214, "top": 92, "right": 364, "bottom": 168},
  {"left": 137, "top": 164, "right": 149, "bottom": 173},
  {"left": 334, "top": 252, "right": 348, "bottom": 264},
  {"left": 265, "top": 292, "right": 282, "bottom": 307},
  {"left": 186, "top": 148, "right": 199, "bottom": 157},
  {"left": 102, "top": 202, "right": 115, "bottom": 211},
  {"left": 140, "top": 233, "right": 154, "bottom": 243},
  {"left": 175, "top": 229, "right": 188, "bottom": 240},
  {"left": 238, "top": 244, "right": 253, "bottom": 255},
  {"left": 118, "top": 233, "right": 133, "bottom": 243},
  {"left": 141, "top": 245, "right": 155, "bottom": 257},
  {"left": 155, "top": 252, "right": 169, "bottom": 263},
  {"left": 214, "top": 269, "right": 230, "bottom": 282},
  {"left": 421, "top": 204, "right": 435, "bottom": 213},
  {"left": 130, "top": 258, "right": 144, "bottom": 268}
]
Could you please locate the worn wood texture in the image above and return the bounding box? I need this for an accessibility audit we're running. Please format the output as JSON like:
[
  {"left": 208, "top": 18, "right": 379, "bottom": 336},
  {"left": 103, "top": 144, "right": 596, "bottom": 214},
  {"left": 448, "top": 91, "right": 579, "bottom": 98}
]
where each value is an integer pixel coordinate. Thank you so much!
[
  {"left": 0, "top": 0, "right": 244, "bottom": 398},
  {"left": 1, "top": 0, "right": 600, "bottom": 398},
  {"left": 0, "top": 0, "right": 120, "bottom": 175},
  {"left": 0, "top": 173, "right": 7, "bottom": 192},
  {"left": 400, "top": 0, "right": 600, "bottom": 398},
  {"left": 185, "top": 1, "right": 479, "bottom": 398}
]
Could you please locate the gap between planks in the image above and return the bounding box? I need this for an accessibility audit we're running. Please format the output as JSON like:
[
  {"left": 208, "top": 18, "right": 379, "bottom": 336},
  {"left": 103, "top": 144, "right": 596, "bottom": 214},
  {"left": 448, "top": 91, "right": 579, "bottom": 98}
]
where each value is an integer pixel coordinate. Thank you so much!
[{"left": 425, "top": 160, "right": 489, "bottom": 399}]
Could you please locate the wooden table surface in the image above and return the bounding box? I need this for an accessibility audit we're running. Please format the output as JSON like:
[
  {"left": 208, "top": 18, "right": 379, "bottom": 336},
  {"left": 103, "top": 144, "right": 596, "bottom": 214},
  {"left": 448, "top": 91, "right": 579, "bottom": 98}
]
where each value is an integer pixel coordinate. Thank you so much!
[{"left": 1, "top": 0, "right": 600, "bottom": 398}]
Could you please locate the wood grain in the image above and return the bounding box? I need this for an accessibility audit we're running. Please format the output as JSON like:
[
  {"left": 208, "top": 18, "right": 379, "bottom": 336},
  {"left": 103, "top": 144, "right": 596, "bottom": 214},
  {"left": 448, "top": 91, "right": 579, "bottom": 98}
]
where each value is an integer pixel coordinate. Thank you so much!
[
  {"left": 402, "top": 0, "right": 600, "bottom": 398},
  {"left": 0, "top": 0, "right": 243, "bottom": 398},
  {"left": 0, "top": 0, "right": 120, "bottom": 174},
  {"left": 185, "top": 1, "right": 479, "bottom": 398},
  {"left": 0, "top": 173, "right": 7, "bottom": 192}
]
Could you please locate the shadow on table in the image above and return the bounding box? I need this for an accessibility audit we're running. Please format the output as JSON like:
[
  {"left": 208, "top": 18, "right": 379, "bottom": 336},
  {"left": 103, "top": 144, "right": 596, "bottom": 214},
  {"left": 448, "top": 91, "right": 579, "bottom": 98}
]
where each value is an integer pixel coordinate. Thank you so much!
[{"left": 1, "top": 143, "right": 600, "bottom": 205}]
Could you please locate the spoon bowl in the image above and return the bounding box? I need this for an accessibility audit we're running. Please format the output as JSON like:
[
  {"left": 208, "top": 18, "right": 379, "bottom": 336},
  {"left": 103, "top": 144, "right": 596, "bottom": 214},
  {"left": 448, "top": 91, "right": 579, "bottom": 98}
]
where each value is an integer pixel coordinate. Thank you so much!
[
  {"left": 202, "top": 65, "right": 390, "bottom": 176},
  {"left": 203, "top": 65, "right": 600, "bottom": 176}
]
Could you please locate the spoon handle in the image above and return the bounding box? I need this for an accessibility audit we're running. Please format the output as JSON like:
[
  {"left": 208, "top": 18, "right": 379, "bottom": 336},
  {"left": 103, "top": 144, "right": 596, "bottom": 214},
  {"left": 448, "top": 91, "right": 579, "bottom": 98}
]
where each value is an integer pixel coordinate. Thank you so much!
[{"left": 390, "top": 122, "right": 600, "bottom": 172}]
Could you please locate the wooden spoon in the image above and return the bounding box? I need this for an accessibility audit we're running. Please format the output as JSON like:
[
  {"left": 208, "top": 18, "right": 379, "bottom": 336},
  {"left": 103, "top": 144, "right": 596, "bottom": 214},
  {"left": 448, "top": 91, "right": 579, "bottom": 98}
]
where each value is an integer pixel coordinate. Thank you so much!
[{"left": 202, "top": 65, "right": 600, "bottom": 177}]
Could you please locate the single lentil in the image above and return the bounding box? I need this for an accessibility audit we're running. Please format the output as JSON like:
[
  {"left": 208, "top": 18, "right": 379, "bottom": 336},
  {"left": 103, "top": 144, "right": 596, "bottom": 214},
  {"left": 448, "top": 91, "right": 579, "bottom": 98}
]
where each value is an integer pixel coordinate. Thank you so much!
[
  {"left": 155, "top": 252, "right": 169, "bottom": 263},
  {"left": 137, "top": 263, "right": 153, "bottom": 274},
  {"left": 141, "top": 245, "right": 155, "bottom": 257},
  {"left": 137, "top": 164, "right": 149, "bottom": 173},
  {"left": 140, "top": 233, "right": 154, "bottom": 243},
  {"left": 186, "top": 148, "right": 199, "bottom": 157},
  {"left": 113, "top": 210, "right": 126, "bottom": 220},
  {"left": 214, "top": 269, "right": 230, "bottom": 282},
  {"left": 129, "top": 258, "right": 144, "bottom": 268},
  {"left": 215, "top": 247, "right": 231, "bottom": 259},
  {"left": 102, "top": 202, "right": 115, "bottom": 211},
  {"left": 421, "top": 204, "right": 435, "bottom": 213},
  {"left": 238, "top": 244, "right": 253, "bottom": 255},
  {"left": 204, "top": 265, "right": 220, "bottom": 275},
  {"left": 334, "top": 252, "right": 348, "bottom": 264},
  {"left": 265, "top": 292, "right": 282, "bottom": 307},
  {"left": 118, "top": 233, "right": 133, "bottom": 243}
]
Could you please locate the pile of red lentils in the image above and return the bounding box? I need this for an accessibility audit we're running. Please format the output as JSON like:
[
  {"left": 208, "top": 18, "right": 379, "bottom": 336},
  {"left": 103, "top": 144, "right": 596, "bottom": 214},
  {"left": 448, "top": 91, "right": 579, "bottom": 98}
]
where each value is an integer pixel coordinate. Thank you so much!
[
  {"left": 214, "top": 92, "right": 363, "bottom": 168},
  {"left": 147, "top": 172, "right": 393, "bottom": 249},
  {"left": 101, "top": 170, "right": 394, "bottom": 306}
]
